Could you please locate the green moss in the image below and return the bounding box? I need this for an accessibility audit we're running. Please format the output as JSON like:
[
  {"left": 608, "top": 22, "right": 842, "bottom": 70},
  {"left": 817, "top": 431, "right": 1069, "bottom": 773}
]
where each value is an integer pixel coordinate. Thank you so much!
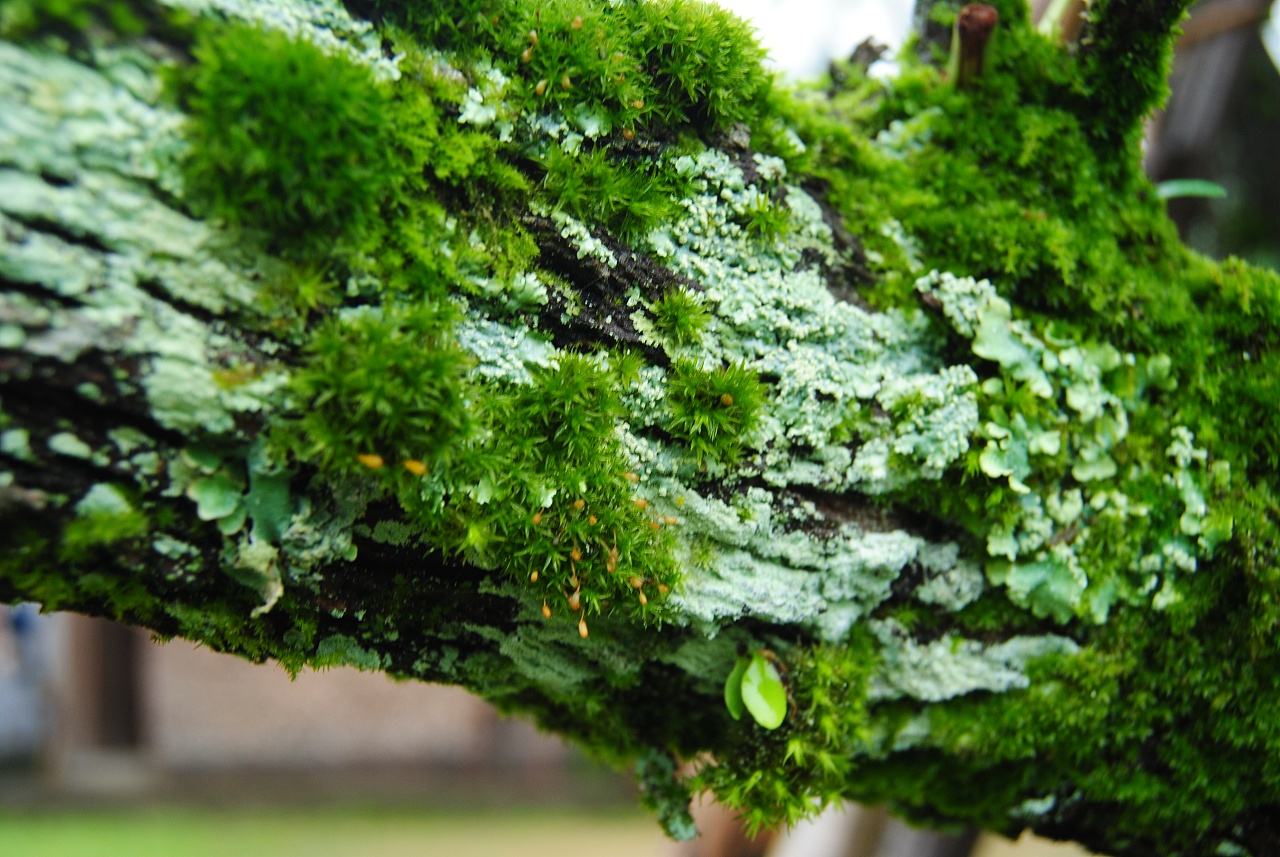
[
  {"left": 181, "top": 23, "right": 401, "bottom": 253},
  {"left": 0, "top": 0, "right": 147, "bottom": 40},
  {"left": 664, "top": 360, "right": 764, "bottom": 468},
  {"left": 351, "top": 0, "right": 771, "bottom": 136},
  {"left": 540, "top": 145, "right": 688, "bottom": 241},
  {"left": 697, "top": 631, "right": 879, "bottom": 831},
  {"left": 285, "top": 303, "right": 472, "bottom": 473},
  {"left": 342, "top": 0, "right": 508, "bottom": 55},
  {"left": 623, "top": 0, "right": 771, "bottom": 129},
  {"left": 1073, "top": 0, "right": 1192, "bottom": 154},
  {"left": 313, "top": 633, "right": 385, "bottom": 670},
  {"left": 650, "top": 288, "right": 709, "bottom": 347},
  {"left": 61, "top": 483, "right": 150, "bottom": 560},
  {"left": 404, "top": 352, "right": 682, "bottom": 624}
]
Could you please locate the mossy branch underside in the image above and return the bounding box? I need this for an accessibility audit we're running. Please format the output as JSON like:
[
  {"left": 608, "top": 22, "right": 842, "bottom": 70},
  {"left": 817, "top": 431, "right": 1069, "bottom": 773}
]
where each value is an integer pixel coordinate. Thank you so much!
[{"left": 3, "top": 0, "right": 1280, "bottom": 854}]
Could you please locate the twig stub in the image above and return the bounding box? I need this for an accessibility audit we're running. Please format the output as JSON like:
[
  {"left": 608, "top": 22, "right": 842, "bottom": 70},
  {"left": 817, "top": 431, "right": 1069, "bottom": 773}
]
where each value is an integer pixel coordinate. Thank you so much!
[{"left": 953, "top": 3, "right": 1000, "bottom": 87}]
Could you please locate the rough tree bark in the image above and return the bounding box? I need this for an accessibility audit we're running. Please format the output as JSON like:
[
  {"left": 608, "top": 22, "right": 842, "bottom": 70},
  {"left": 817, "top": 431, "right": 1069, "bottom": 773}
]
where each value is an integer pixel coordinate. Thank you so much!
[{"left": 2, "top": 1, "right": 1279, "bottom": 855}]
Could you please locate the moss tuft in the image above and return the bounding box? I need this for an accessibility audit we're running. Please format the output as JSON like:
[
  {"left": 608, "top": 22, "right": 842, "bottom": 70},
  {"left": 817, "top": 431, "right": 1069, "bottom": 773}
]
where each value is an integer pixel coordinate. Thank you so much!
[
  {"left": 284, "top": 303, "right": 472, "bottom": 473},
  {"left": 650, "top": 288, "right": 710, "bottom": 347},
  {"left": 350, "top": 0, "right": 771, "bottom": 136},
  {"left": 624, "top": 0, "right": 771, "bottom": 129},
  {"left": 664, "top": 360, "right": 764, "bottom": 467},
  {"left": 540, "top": 145, "right": 688, "bottom": 241},
  {"left": 61, "top": 484, "right": 151, "bottom": 561},
  {"left": 181, "top": 23, "right": 400, "bottom": 253},
  {"left": 0, "top": 0, "right": 147, "bottom": 40}
]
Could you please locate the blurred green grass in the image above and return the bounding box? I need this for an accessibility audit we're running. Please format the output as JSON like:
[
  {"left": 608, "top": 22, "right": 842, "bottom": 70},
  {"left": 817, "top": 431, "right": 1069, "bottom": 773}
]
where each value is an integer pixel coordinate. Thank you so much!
[{"left": 0, "top": 807, "right": 670, "bottom": 857}]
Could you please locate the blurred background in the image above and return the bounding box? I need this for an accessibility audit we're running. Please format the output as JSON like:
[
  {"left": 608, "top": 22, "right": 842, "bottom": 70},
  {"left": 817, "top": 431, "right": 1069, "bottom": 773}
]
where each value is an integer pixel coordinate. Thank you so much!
[{"left": 2, "top": 1, "right": 1276, "bottom": 854}]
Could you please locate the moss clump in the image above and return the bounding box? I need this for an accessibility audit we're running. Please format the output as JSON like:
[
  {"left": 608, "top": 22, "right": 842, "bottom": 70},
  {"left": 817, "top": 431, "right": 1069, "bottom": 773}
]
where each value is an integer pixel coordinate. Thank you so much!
[
  {"left": 351, "top": 0, "right": 771, "bottom": 136},
  {"left": 285, "top": 303, "right": 472, "bottom": 473},
  {"left": 623, "top": 0, "right": 770, "bottom": 129},
  {"left": 335, "top": 0, "right": 775, "bottom": 252},
  {"left": 181, "top": 23, "right": 401, "bottom": 252},
  {"left": 540, "top": 145, "right": 689, "bottom": 241},
  {"left": 60, "top": 484, "right": 150, "bottom": 561},
  {"left": 650, "top": 288, "right": 709, "bottom": 347},
  {"left": 697, "top": 631, "right": 879, "bottom": 831},
  {"left": 1073, "top": 0, "right": 1189, "bottom": 153},
  {"left": 402, "top": 353, "right": 681, "bottom": 624},
  {"left": 664, "top": 360, "right": 764, "bottom": 467},
  {"left": 0, "top": 0, "right": 147, "bottom": 40}
]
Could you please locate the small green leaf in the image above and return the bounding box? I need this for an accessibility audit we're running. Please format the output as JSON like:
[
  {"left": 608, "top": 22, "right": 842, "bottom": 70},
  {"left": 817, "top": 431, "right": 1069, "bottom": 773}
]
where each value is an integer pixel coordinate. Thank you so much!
[
  {"left": 724, "top": 656, "right": 749, "bottom": 720},
  {"left": 1156, "top": 179, "right": 1227, "bottom": 200},
  {"left": 740, "top": 653, "right": 787, "bottom": 730}
]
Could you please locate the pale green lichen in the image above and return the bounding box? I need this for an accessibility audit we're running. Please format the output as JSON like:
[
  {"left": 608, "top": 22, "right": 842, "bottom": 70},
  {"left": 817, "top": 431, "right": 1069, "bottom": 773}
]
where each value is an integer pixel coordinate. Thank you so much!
[
  {"left": 231, "top": 534, "right": 283, "bottom": 616},
  {"left": 914, "top": 543, "right": 985, "bottom": 610},
  {"left": 454, "top": 313, "right": 556, "bottom": 384},
  {"left": 1, "top": 43, "right": 291, "bottom": 440},
  {"left": 0, "top": 427, "right": 32, "bottom": 461},
  {"left": 47, "top": 431, "right": 92, "bottom": 459},
  {"left": 159, "top": 0, "right": 401, "bottom": 80},
  {"left": 867, "top": 618, "right": 1079, "bottom": 703},
  {"left": 917, "top": 270, "right": 1221, "bottom": 623},
  {"left": 188, "top": 472, "right": 242, "bottom": 521},
  {"left": 648, "top": 150, "right": 977, "bottom": 494},
  {"left": 547, "top": 207, "right": 619, "bottom": 269},
  {"left": 74, "top": 482, "right": 135, "bottom": 518}
]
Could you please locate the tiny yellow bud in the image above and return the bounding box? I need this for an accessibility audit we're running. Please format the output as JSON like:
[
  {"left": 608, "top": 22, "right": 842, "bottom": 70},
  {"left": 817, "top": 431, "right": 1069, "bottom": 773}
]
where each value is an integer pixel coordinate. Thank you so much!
[
  {"left": 568, "top": 589, "right": 581, "bottom": 611},
  {"left": 527, "top": 29, "right": 538, "bottom": 44},
  {"left": 356, "top": 453, "right": 384, "bottom": 470},
  {"left": 531, "top": 511, "right": 544, "bottom": 525},
  {"left": 629, "top": 575, "right": 644, "bottom": 590},
  {"left": 530, "top": 570, "right": 539, "bottom": 583},
  {"left": 721, "top": 393, "right": 734, "bottom": 407},
  {"left": 535, "top": 79, "right": 548, "bottom": 96},
  {"left": 573, "top": 498, "right": 586, "bottom": 511},
  {"left": 664, "top": 515, "right": 678, "bottom": 526},
  {"left": 631, "top": 98, "right": 644, "bottom": 109},
  {"left": 571, "top": 15, "right": 583, "bottom": 29},
  {"left": 638, "top": 591, "right": 648, "bottom": 606},
  {"left": 674, "top": 496, "right": 686, "bottom": 507},
  {"left": 570, "top": 547, "right": 583, "bottom": 562},
  {"left": 560, "top": 74, "right": 572, "bottom": 90},
  {"left": 402, "top": 459, "right": 427, "bottom": 476},
  {"left": 633, "top": 497, "right": 648, "bottom": 510},
  {"left": 588, "top": 514, "right": 598, "bottom": 526},
  {"left": 578, "top": 616, "right": 589, "bottom": 638},
  {"left": 657, "top": 584, "right": 670, "bottom": 596},
  {"left": 649, "top": 520, "right": 662, "bottom": 530},
  {"left": 621, "top": 128, "right": 635, "bottom": 141},
  {"left": 520, "top": 46, "right": 533, "bottom": 63},
  {"left": 541, "top": 600, "right": 552, "bottom": 619}
]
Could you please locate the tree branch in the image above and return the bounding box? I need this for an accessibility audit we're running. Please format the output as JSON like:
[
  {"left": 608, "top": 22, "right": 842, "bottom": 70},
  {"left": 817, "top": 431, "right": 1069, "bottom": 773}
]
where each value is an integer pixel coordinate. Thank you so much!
[{"left": 3, "top": 2, "right": 1280, "bottom": 855}]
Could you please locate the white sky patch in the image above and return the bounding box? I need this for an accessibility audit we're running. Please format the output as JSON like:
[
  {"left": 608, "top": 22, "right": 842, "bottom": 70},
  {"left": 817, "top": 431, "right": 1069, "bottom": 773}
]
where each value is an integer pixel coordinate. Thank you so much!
[
  {"left": 1264, "top": 3, "right": 1280, "bottom": 77},
  {"left": 715, "top": 0, "right": 913, "bottom": 78}
]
